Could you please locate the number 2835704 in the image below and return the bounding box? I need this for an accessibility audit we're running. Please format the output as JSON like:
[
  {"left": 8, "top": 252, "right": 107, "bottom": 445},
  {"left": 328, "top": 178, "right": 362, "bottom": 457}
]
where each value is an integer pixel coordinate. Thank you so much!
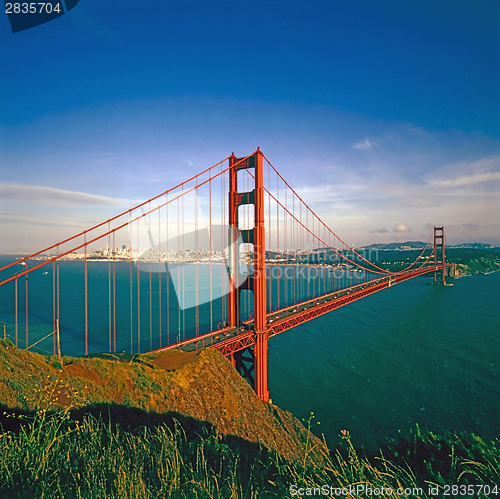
[{"left": 5, "top": 2, "right": 61, "bottom": 14}]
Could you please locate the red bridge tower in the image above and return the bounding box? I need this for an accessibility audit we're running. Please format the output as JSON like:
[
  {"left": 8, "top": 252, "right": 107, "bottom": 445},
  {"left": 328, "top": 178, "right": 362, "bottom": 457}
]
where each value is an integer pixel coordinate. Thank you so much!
[
  {"left": 434, "top": 226, "right": 446, "bottom": 284},
  {"left": 228, "top": 149, "right": 269, "bottom": 402}
]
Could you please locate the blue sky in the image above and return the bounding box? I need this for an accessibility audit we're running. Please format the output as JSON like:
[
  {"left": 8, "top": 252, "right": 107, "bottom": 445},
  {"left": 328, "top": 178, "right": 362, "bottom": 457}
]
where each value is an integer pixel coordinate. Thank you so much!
[{"left": 1, "top": 0, "right": 499, "bottom": 251}]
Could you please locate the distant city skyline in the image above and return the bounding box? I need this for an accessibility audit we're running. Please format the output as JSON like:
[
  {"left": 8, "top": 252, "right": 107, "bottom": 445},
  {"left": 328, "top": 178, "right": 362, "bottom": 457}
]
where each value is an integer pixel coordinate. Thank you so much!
[{"left": 1, "top": 0, "right": 499, "bottom": 252}]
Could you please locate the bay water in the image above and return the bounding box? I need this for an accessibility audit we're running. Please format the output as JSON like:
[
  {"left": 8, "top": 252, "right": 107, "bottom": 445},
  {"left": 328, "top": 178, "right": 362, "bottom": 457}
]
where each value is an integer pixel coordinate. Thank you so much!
[
  {"left": 1, "top": 254, "right": 498, "bottom": 450},
  {"left": 268, "top": 271, "right": 500, "bottom": 451}
]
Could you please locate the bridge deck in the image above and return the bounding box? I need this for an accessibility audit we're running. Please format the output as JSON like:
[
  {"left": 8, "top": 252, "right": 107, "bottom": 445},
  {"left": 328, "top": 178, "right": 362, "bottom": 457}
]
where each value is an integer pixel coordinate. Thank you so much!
[{"left": 154, "top": 264, "right": 449, "bottom": 357}]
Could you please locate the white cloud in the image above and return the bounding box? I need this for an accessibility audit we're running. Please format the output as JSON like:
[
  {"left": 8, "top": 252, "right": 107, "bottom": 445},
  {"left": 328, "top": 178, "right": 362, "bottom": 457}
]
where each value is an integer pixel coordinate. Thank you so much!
[
  {"left": 0, "top": 183, "right": 136, "bottom": 252},
  {"left": 425, "top": 155, "right": 500, "bottom": 188},
  {"left": 295, "top": 184, "right": 362, "bottom": 204},
  {"left": 394, "top": 223, "right": 410, "bottom": 233},
  {"left": 428, "top": 171, "right": 500, "bottom": 187},
  {"left": 352, "top": 138, "right": 377, "bottom": 150},
  {"left": 1, "top": 116, "right": 499, "bottom": 249},
  {"left": 0, "top": 183, "right": 127, "bottom": 207},
  {"left": 0, "top": 212, "right": 86, "bottom": 229}
]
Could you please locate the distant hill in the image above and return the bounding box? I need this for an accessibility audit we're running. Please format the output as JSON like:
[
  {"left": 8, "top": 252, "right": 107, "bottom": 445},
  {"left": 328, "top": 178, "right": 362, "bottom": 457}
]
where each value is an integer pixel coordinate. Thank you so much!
[
  {"left": 361, "top": 241, "right": 498, "bottom": 251},
  {"left": 449, "top": 242, "right": 496, "bottom": 249},
  {"left": 361, "top": 241, "right": 426, "bottom": 250}
]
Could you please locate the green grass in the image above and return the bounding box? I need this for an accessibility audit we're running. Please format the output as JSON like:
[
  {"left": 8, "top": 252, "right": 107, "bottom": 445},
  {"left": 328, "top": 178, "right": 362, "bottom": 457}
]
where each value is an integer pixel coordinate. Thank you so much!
[
  {"left": 0, "top": 342, "right": 498, "bottom": 498},
  {"left": 1, "top": 403, "right": 498, "bottom": 498},
  {"left": 0, "top": 410, "right": 277, "bottom": 498}
]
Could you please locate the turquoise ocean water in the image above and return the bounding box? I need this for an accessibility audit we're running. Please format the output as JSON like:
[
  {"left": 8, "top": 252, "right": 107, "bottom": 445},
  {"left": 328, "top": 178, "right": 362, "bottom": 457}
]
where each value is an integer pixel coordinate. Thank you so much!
[{"left": 268, "top": 271, "right": 500, "bottom": 451}]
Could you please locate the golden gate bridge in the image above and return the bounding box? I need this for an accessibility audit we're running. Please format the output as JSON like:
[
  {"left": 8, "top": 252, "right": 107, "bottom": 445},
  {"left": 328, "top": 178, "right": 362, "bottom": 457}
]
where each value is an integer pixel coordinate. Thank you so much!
[{"left": 0, "top": 149, "right": 450, "bottom": 402}]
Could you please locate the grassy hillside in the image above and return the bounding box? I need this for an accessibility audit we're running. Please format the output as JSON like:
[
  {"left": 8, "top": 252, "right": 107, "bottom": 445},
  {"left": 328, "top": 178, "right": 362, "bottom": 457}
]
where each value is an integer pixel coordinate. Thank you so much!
[
  {"left": 446, "top": 248, "right": 500, "bottom": 276},
  {"left": 0, "top": 339, "right": 324, "bottom": 464},
  {"left": 0, "top": 339, "right": 499, "bottom": 498}
]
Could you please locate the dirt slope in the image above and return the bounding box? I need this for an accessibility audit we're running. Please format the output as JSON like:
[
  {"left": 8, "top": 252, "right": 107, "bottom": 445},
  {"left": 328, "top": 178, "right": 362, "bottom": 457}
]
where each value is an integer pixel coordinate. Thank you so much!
[{"left": 0, "top": 340, "right": 326, "bottom": 463}]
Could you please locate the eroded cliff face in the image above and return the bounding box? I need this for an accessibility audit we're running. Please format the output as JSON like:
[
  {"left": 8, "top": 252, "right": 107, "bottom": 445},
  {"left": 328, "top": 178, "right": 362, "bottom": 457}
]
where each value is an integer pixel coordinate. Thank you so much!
[{"left": 0, "top": 340, "right": 327, "bottom": 463}]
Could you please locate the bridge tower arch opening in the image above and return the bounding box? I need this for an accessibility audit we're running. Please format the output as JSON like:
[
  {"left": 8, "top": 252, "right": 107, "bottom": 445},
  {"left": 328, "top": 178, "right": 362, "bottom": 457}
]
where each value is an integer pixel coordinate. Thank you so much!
[{"left": 228, "top": 149, "right": 269, "bottom": 402}]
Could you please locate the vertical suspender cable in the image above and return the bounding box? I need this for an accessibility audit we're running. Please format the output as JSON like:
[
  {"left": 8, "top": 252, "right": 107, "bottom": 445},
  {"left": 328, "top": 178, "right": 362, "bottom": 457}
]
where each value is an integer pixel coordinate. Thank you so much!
[
  {"left": 25, "top": 261, "right": 28, "bottom": 348},
  {"left": 84, "top": 234, "right": 88, "bottom": 355},
  {"left": 136, "top": 220, "right": 141, "bottom": 353},
  {"left": 300, "top": 201, "right": 303, "bottom": 303},
  {"left": 166, "top": 193, "right": 170, "bottom": 346},
  {"left": 195, "top": 177, "right": 199, "bottom": 337},
  {"left": 283, "top": 186, "right": 289, "bottom": 307},
  {"left": 57, "top": 254, "right": 60, "bottom": 348},
  {"left": 292, "top": 192, "right": 295, "bottom": 304},
  {"left": 247, "top": 170, "right": 250, "bottom": 319},
  {"left": 130, "top": 214, "right": 134, "bottom": 354},
  {"left": 113, "top": 233, "right": 116, "bottom": 352},
  {"left": 158, "top": 203, "right": 162, "bottom": 348},
  {"left": 53, "top": 259, "right": 56, "bottom": 354},
  {"left": 219, "top": 164, "right": 225, "bottom": 326},
  {"left": 248, "top": 169, "right": 251, "bottom": 320},
  {"left": 209, "top": 176, "right": 213, "bottom": 331},
  {"left": 181, "top": 183, "right": 185, "bottom": 340},
  {"left": 321, "top": 226, "right": 328, "bottom": 294},
  {"left": 267, "top": 162, "right": 272, "bottom": 313},
  {"left": 276, "top": 174, "right": 280, "bottom": 311},
  {"left": 15, "top": 278, "right": 18, "bottom": 348},
  {"left": 108, "top": 223, "right": 112, "bottom": 352},
  {"left": 177, "top": 195, "right": 181, "bottom": 343},
  {"left": 222, "top": 164, "right": 226, "bottom": 326},
  {"left": 149, "top": 204, "right": 153, "bottom": 351},
  {"left": 304, "top": 210, "right": 311, "bottom": 299}
]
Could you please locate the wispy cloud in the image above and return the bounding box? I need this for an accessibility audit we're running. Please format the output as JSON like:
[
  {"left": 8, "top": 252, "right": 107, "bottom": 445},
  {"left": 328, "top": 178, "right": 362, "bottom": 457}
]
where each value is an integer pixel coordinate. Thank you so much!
[
  {"left": 352, "top": 138, "right": 377, "bottom": 150},
  {"left": 428, "top": 171, "right": 500, "bottom": 187},
  {"left": 295, "top": 150, "right": 500, "bottom": 245},
  {"left": 0, "top": 183, "right": 128, "bottom": 207},
  {"left": 424, "top": 155, "right": 500, "bottom": 188},
  {"left": 0, "top": 212, "right": 89, "bottom": 229},
  {"left": 0, "top": 183, "right": 135, "bottom": 252}
]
